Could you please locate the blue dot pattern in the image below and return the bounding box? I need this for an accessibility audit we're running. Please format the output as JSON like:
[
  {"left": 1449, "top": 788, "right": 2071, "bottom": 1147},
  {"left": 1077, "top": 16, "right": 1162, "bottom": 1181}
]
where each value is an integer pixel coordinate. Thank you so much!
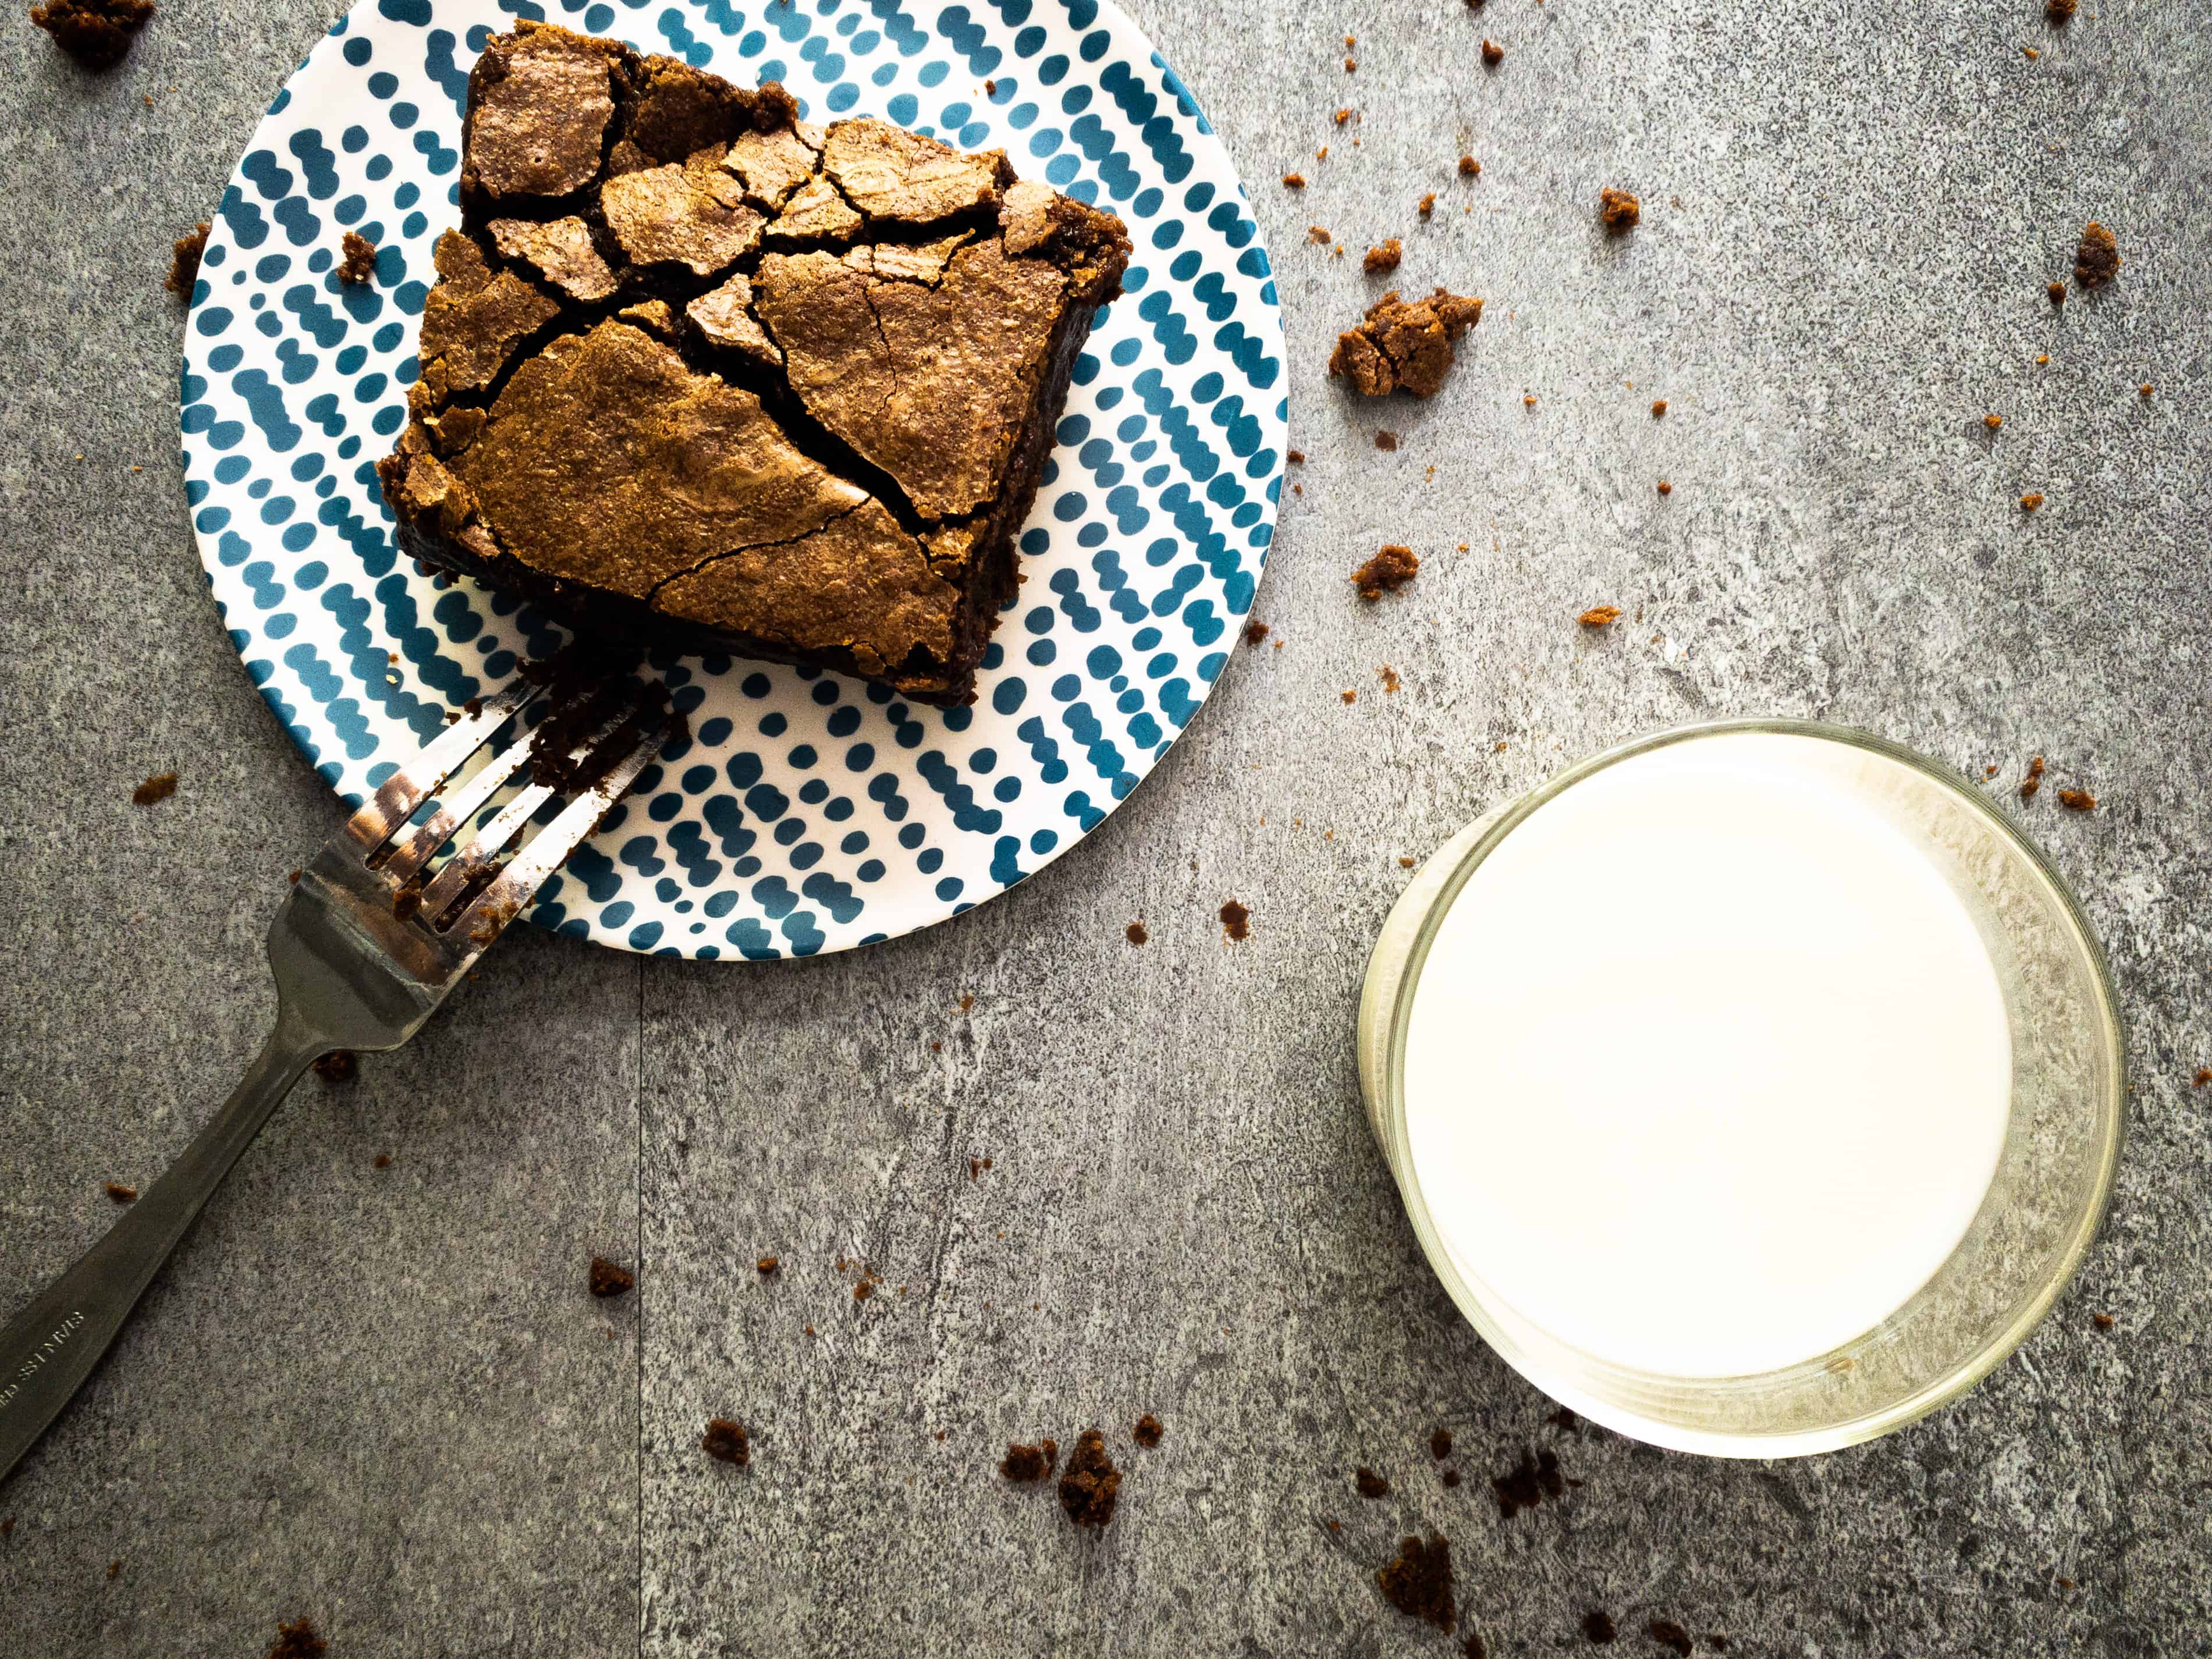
[{"left": 181, "top": 0, "right": 1285, "bottom": 961}]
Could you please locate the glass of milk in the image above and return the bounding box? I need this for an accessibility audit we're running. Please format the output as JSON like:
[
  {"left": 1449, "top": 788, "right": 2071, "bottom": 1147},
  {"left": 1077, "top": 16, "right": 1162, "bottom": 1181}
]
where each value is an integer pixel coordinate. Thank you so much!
[{"left": 1358, "top": 721, "right": 2125, "bottom": 1458}]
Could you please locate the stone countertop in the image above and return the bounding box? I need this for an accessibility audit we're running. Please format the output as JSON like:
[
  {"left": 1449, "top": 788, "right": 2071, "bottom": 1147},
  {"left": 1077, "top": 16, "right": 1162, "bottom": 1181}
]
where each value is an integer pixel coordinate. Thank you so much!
[{"left": 1, "top": 1, "right": 2206, "bottom": 1654}]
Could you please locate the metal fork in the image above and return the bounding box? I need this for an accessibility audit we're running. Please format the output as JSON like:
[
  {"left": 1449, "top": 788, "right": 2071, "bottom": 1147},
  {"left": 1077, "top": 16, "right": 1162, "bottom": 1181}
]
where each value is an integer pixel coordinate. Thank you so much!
[{"left": 0, "top": 668, "right": 673, "bottom": 1483}]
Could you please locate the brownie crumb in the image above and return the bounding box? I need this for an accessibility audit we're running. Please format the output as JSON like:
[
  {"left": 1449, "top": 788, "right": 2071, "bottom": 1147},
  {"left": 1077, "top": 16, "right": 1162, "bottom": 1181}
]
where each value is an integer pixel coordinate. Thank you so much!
[
  {"left": 266, "top": 1619, "right": 328, "bottom": 1659},
  {"left": 1430, "top": 1426, "right": 1454, "bottom": 1460},
  {"left": 1364, "top": 239, "right": 1404, "bottom": 275},
  {"left": 0, "top": 1517, "right": 12, "bottom": 1537},
  {"left": 1492, "top": 1446, "right": 1567, "bottom": 1518},
  {"left": 2194, "top": 1068, "right": 2210, "bottom": 1087},
  {"left": 1651, "top": 399, "right": 1668, "bottom": 417},
  {"left": 2022, "top": 755, "right": 2046, "bottom": 800},
  {"left": 1134, "top": 1413, "right": 1164, "bottom": 1448},
  {"left": 1219, "top": 900, "right": 1252, "bottom": 942},
  {"left": 339, "top": 231, "right": 378, "bottom": 286},
  {"left": 1379, "top": 664, "right": 1401, "bottom": 694},
  {"left": 373, "top": 1154, "right": 391, "bottom": 1169},
  {"left": 2046, "top": 0, "right": 2076, "bottom": 19},
  {"left": 2025, "top": 45, "right": 2039, "bottom": 58},
  {"left": 1399, "top": 856, "right": 1416, "bottom": 869},
  {"left": 2021, "top": 492, "right": 2044, "bottom": 512},
  {"left": 853, "top": 1278, "right": 875, "bottom": 1301},
  {"left": 1984, "top": 413, "right": 2004, "bottom": 432},
  {"left": 1001, "top": 1439, "right": 1059, "bottom": 1482},
  {"left": 2092, "top": 1312, "right": 2115, "bottom": 1330},
  {"left": 1583, "top": 1611, "right": 1618, "bottom": 1644},
  {"left": 1579, "top": 605, "right": 1622, "bottom": 627},
  {"left": 1125, "top": 921, "right": 1150, "bottom": 945},
  {"left": 702, "top": 1418, "right": 750, "bottom": 1466},
  {"left": 1342, "top": 689, "right": 1358, "bottom": 705},
  {"left": 1331, "top": 287, "right": 1484, "bottom": 397},
  {"left": 31, "top": 0, "right": 155, "bottom": 70},
  {"left": 1657, "top": 479, "right": 1673, "bottom": 496},
  {"left": 1464, "top": 1635, "right": 1488, "bottom": 1659},
  {"left": 107, "top": 1558, "right": 122, "bottom": 1578},
  {"left": 1443, "top": 1467, "right": 1462, "bottom": 1486},
  {"left": 311, "top": 1050, "right": 357, "bottom": 1083},
  {"left": 167, "top": 222, "right": 211, "bottom": 297},
  {"left": 1481, "top": 38, "right": 1504, "bottom": 66},
  {"left": 105, "top": 1181, "right": 137, "bottom": 1204},
  {"left": 132, "top": 771, "right": 177, "bottom": 806},
  {"left": 1460, "top": 155, "right": 1481, "bottom": 176},
  {"left": 1057, "top": 1429, "right": 1121, "bottom": 1526},
  {"left": 1243, "top": 620, "right": 1271, "bottom": 646},
  {"left": 1376, "top": 429, "right": 1400, "bottom": 451},
  {"left": 1355, "top": 1465, "right": 1391, "bottom": 1498},
  {"left": 1353, "top": 544, "right": 1421, "bottom": 600},
  {"left": 757, "top": 1255, "right": 780, "bottom": 1274},
  {"left": 2073, "top": 221, "right": 2120, "bottom": 288},
  {"left": 588, "top": 1256, "right": 634, "bottom": 1298},
  {"left": 2047, "top": 280, "right": 2067, "bottom": 305},
  {"left": 1419, "top": 192, "right": 1437, "bottom": 218},
  {"left": 1345, "top": 56, "right": 1356, "bottom": 71},
  {"left": 1599, "top": 188, "right": 1641, "bottom": 233},
  {"left": 1648, "top": 1621, "right": 1693, "bottom": 1657},
  {"left": 1377, "top": 1532, "right": 1457, "bottom": 1631},
  {"left": 1282, "top": 172, "right": 1307, "bottom": 189},
  {"left": 1286, "top": 447, "right": 1307, "bottom": 463},
  {"left": 2058, "top": 787, "right": 2096, "bottom": 811}
]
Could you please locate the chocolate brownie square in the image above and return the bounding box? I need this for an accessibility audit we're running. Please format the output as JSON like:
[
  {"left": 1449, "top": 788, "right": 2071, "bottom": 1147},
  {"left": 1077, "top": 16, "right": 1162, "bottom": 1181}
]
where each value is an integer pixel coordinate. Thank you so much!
[{"left": 379, "top": 22, "right": 1130, "bottom": 706}]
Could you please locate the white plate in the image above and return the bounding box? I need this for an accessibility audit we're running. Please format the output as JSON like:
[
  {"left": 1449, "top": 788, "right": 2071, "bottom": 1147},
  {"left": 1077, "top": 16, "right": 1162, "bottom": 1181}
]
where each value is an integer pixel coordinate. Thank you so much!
[{"left": 180, "top": 0, "right": 1284, "bottom": 958}]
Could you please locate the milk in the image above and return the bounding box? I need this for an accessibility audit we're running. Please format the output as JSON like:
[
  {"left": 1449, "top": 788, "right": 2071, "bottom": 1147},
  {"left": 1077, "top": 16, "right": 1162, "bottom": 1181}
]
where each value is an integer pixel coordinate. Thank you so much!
[{"left": 1399, "top": 734, "right": 2012, "bottom": 1379}]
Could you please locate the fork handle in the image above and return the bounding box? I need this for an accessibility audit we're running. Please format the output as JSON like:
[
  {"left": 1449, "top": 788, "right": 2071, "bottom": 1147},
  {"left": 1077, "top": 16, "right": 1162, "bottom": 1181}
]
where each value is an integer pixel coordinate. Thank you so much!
[{"left": 0, "top": 1011, "right": 329, "bottom": 1485}]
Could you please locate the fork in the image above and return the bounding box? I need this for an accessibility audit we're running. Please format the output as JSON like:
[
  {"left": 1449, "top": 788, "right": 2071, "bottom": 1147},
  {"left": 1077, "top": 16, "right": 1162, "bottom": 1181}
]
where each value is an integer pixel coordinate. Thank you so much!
[{"left": 0, "top": 666, "right": 674, "bottom": 1483}]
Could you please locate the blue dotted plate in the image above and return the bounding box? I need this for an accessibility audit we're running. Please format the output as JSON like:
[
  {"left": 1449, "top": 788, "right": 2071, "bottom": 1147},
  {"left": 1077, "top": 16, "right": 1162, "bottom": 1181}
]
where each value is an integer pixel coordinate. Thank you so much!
[{"left": 180, "top": 0, "right": 1283, "bottom": 960}]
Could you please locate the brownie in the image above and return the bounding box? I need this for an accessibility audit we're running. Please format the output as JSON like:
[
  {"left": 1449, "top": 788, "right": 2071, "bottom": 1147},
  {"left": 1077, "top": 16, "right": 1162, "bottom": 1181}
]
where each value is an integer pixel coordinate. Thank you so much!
[
  {"left": 31, "top": 0, "right": 152, "bottom": 69},
  {"left": 379, "top": 22, "right": 1131, "bottom": 706},
  {"left": 167, "top": 222, "right": 210, "bottom": 297}
]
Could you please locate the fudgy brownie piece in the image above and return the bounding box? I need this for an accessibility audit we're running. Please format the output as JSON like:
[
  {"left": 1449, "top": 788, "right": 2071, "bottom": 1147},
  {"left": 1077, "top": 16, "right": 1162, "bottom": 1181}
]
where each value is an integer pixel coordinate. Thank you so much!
[
  {"left": 1057, "top": 1429, "right": 1121, "bottom": 1526},
  {"left": 380, "top": 22, "right": 1130, "bottom": 706}
]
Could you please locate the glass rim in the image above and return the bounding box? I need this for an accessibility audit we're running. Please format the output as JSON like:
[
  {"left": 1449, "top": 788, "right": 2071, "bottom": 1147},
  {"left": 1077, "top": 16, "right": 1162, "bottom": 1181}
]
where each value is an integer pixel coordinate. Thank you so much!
[{"left": 1377, "top": 717, "right": 2130, "bottom": 1458}]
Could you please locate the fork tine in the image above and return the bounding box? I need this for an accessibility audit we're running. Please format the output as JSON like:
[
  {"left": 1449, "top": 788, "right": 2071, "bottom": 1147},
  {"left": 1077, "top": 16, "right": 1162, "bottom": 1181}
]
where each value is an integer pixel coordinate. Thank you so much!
[
  {"left": 413, "top": 698, "right": 648, "bottom": 922},
  {"left": 449, "top": 712, "right": 673, "bottom": 948},
  {"left": 374, "top": 726, "right": 541, "bottom": 885},
  {"left": 342, "top": 677, "right": 544, "bottom": 856}
]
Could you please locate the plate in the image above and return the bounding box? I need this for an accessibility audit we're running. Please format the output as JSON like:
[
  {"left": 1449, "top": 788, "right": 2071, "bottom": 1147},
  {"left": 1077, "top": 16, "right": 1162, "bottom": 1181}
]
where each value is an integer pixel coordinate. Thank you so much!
[{"left": 179, "top": 0, "right": 1283, "bottom": 958}]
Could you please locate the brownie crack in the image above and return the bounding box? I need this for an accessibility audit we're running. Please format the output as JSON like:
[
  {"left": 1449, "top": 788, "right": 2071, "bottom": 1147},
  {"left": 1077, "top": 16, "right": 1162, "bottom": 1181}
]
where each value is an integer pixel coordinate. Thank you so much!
[{"left": 640, "top": 498, "right": 871, "bottom": 603}]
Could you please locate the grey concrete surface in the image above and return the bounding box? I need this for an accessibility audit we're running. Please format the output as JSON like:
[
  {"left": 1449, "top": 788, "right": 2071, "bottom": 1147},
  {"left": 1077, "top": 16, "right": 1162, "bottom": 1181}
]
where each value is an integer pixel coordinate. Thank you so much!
[{"left": 2, "top": 0, "right": 2207, "bottom": 1654}]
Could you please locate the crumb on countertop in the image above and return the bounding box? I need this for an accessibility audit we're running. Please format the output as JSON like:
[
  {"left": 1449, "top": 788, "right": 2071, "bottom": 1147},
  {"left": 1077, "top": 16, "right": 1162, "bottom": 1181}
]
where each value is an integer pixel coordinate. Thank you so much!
[
  {"left": 1481, "top": 37, "right": 1504, "bottom": 65},
  {"left": 1651, "top": 399, "right": 1667, "bottom": 417},
  {"left": 2047, "top": 280, "right": 2067, "bottom": 305},
  {"left": 168, "top": 222, "right": 211, "bottom": 297},
  {"left": 1353, "top": 544, "right": 1421, "bottom": 599},
  {"left": 1460, "top": 155, "right": 1480, "bottom": 176},
  {"left": 2073, "top": 221, "right": 2120, "bottom": 287},
  {"left": 1125, "top": 921, "right": 1149, "bottom": 944},
  {"left": 1377, "top": 1532, "right": 1457, "bottom": 1632},
  {"left": 1648, "top": 1622, "right": 1694, "bottom": 1658},
  {"left": 2021, "top": 492, "right": 2045, "bottom": 511},
  {"left": 2058, "top": 787, "right": 2096, "bottom": 811},
  {"left": 1985, "top": 413, "right": 2004, "bottom": 430},
  {"left": 1599, "top": 188, "right": 1641, "bottom": 233},
  {"left": 105, "top": 1182, "right": 137, "bottom": 1203},
  {"left": 1282, "top": 172, "right": 1306, "bottom": 189},
  {"left": 31, "top": 0, "right": 155, "bottom": 70},
  {"left": 1657, "top": 479, "right": 1673, "bottom": 495},
  {"left": 1582, "top": 1610, "right": 1618, "bottom": 1643},
  {"left": 757, "top": 1255, "right": 780, "bottom": 1274},
  {"left": 589, "top": 1256, "right": 634, "bottom": 1298},
  {"left": 1355, "top": 1466, "right": 1391, "bottom": 1498},
  {"left": 1134, "top": 1413, "right": 1164, "bottom": 1448},
  {"left": 1001, "top": 1439, "right": 1058, "bottom": 1481},
  {"left": 2022, "top": 755, "right": 2046, "bottom": 800},
  {"left": 265, "top": 1618, "right": 328, "bottom": 1659},
  {"left": 132, "top": 771, "right": 177, "bottom": 806},
  {"left": 1419, "top": 192, "right": 1437, "bottom": 217},
  {"left": 1376, "top": 429, "right": 1399, "bottom": 450},
  {"left": 2093, "top": 1312, "right": 2115, "bottom": 1330},
  {"left": 702, "top": 1418, "right": 750, "bottom": 1466},
  {"left": 1364, "top": 238, "right": 1404, "bottom": 275},
  {"left": 1058, "top": 1430, "right": 1121, "bottom": 1526},
  {"left": 1331, "top": 289, "right": 1484, "bottom": 398},
  {"left": 1219, "top": 899, "right": 1251, "bottom": 942},
  {"left": 311, "top": 1049, "right": 357, "bottom": 1083},
  {"left": 1579, "top": 605, "right": 1622, "bottom": 627}
]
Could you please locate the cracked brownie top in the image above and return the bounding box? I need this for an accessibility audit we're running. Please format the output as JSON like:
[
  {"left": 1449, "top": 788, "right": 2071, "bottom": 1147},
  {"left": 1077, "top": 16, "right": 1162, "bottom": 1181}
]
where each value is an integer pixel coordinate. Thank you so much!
[{"left": 379, "top": 21, "right": 1130, "bottom": 705}]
